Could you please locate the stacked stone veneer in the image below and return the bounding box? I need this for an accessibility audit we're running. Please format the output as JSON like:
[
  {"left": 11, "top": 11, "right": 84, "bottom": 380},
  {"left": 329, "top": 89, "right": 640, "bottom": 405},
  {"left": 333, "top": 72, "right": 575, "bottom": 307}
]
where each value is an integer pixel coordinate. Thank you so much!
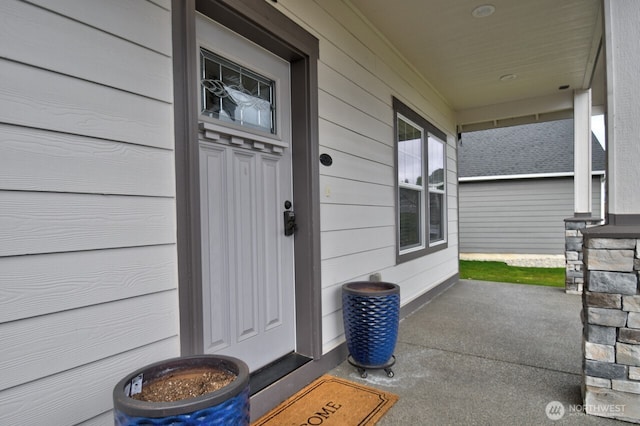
[
  {"left": 566, "top": 218, "right": 602, "bottom": 294},
  {"left": 583, "top": 236, "right": 640, "bottom": 423}
]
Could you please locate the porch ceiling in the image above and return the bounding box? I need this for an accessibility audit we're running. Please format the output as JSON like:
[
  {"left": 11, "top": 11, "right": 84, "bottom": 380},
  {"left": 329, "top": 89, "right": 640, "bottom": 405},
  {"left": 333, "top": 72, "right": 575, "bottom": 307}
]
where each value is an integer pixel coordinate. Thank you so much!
[{"left": 349, "top": 0, "right": 604, "bottom": 131}]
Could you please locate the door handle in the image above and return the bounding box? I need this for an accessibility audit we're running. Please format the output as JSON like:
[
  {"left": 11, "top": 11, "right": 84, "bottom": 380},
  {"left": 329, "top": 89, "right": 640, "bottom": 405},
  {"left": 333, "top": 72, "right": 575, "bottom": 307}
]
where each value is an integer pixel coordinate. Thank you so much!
[{"left": 283, "top": 201, "right": 297, "bottom": 236}]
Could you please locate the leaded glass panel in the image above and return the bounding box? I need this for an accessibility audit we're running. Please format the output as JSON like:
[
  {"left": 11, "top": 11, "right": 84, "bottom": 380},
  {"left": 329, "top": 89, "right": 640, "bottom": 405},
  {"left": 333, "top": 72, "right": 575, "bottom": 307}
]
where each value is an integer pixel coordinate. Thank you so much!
[{"left": 200, "top": 48, "right": 275, "bottom": 134}]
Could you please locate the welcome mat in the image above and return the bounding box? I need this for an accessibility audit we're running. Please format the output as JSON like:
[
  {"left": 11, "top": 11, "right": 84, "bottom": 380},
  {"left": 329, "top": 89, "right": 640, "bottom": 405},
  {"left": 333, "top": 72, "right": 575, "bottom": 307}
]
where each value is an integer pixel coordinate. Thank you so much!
[{"left": 252, "top": 375, "right": 398, "bottom": 426}]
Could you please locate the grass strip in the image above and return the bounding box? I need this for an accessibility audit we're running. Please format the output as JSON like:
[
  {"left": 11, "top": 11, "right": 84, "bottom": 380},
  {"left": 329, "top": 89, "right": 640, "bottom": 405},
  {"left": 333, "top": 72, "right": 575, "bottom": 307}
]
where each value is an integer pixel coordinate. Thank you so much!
[{"left": 459, "top": 260, "right": 564, "bottom": 287}]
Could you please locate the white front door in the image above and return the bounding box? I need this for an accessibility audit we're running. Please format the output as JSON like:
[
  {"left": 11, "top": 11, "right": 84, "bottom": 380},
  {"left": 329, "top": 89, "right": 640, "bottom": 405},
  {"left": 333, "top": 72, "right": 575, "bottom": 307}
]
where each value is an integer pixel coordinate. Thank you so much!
[{"left": 196, "top": 14, "right": 295, "bottom": 371}]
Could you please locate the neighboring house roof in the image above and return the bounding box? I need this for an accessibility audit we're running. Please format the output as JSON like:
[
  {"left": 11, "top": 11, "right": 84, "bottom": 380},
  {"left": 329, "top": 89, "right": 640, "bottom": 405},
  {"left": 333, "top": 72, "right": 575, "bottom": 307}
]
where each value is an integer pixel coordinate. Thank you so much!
[{"left": 458, "top": 119, "right": 606, "bottom": 178}]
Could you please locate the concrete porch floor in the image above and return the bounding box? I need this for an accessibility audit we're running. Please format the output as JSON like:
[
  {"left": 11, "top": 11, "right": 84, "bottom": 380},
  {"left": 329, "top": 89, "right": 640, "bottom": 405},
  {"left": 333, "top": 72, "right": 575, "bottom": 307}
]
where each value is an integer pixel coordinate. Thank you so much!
[{"left": 328, "top": 280, "right": 627, "bottom": 425}]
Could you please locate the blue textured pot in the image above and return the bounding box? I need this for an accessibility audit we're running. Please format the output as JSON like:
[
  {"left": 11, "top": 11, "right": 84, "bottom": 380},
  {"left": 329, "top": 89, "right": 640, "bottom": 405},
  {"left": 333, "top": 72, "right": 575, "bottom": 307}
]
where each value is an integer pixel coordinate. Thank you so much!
[
  {"left": 342, "top": 281, "right": 400, "bottom": 367},
  {"left": 113, "top": 355, "right": 250, "bottom": 426}
]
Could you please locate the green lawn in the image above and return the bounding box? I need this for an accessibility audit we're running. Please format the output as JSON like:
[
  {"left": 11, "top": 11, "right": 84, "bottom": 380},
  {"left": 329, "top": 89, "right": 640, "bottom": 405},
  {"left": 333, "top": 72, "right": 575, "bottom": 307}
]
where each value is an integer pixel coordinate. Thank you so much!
[{"left": 459, "top": 260, "right": 565, "bottom": 287}]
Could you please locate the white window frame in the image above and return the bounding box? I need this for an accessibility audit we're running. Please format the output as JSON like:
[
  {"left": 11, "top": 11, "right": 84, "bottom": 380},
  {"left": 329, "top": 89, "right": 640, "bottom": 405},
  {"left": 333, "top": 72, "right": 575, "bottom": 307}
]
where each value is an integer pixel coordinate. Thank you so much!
[
  {"left": 427, "top": 134, "right": 447, "bottom": 246},
  {"left": 397, "top": 113, "right": 427, "bottom": 254}
]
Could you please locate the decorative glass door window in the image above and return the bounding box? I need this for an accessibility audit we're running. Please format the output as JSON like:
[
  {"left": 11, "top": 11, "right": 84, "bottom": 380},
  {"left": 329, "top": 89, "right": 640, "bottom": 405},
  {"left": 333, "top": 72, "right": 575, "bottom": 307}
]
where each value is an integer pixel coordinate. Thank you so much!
[{"left": 200, "top": 48, "right": 276, "bottom": 134}]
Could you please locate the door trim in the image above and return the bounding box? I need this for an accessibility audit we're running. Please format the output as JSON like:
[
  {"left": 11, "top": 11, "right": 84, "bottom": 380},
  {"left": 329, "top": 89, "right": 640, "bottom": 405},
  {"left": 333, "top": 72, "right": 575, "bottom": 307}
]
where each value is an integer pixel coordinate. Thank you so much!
[{"left": 172, "top": 0, "right": 321, "bottom": 360}]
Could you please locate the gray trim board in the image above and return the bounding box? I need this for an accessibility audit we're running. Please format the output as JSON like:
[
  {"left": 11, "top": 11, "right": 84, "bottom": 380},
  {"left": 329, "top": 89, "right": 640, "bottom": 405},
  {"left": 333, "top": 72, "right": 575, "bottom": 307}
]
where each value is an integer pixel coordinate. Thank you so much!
[
  {"left": 582, "top": 223, "right": 640, "bottom": 239},
  {"left": 172, "top": 0, "right": 203, "bottom": 355},
  {"left": 565, "top": 213, "right": 601, "bottom": 220},
  {"left": 606, "top": 214, "right": 640, "bottom": 227},
  {"left": 172, "top": 0, "right": 321, "bottom": 360}
]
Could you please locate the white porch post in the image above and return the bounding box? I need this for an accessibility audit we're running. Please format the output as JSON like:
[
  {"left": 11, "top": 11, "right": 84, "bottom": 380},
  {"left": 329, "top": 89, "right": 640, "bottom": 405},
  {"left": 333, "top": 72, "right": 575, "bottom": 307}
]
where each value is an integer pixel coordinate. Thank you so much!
[
  {"left": 580, "top": 1, "right": 640, "bottom": 423},
  {"left": 604, "top": 0, "right": 640, "bottom": 222},
  {"left": 573, "top": 89, "right": 592, "bottom": 215},
  {"left": 564, "top": 90, "right": 596, "bottom": 294}
]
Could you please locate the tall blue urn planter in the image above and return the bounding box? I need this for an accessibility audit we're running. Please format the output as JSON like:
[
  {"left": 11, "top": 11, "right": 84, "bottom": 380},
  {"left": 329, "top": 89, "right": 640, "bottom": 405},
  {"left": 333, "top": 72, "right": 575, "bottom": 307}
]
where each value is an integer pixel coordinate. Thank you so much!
[
  {"left": 342, "top": 281, "right": 400, "bottom": 378},
  {"left": 113, "top": 354, "right": 250, "bottom": 426}
]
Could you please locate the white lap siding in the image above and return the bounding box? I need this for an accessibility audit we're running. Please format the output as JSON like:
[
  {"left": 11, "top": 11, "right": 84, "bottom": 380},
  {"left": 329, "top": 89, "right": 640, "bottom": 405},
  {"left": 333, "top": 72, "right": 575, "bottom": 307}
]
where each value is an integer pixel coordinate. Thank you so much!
[
  {"left": 0, "top": 1, "right": 178, "bottom": 425},
  {"left": 270, "top": 0, "right": 460, "bottom": 353},
  {"left": 459, "top": 176, "right": 603, "bottom": 255}
]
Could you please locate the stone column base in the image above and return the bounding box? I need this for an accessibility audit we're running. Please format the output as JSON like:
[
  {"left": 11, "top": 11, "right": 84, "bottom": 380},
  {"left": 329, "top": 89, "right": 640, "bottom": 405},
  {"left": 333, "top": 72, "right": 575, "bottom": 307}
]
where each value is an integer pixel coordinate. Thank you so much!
[
  {"left": 582, "top": 227, "right": 640, "bottom": 423},
  {"left": 564, "top": 217, "right": 602, "bottom": 294}
]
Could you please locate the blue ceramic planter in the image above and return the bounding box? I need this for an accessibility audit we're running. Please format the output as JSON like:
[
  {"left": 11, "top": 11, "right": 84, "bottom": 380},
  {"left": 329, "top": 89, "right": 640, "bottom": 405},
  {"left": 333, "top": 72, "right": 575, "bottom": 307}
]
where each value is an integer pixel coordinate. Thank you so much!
[
  {"left": 342, "top": 281, "right": 400, "bottom": 367},
  {"left": 113, "top": 355, "right": 250, "bottom": 426}
]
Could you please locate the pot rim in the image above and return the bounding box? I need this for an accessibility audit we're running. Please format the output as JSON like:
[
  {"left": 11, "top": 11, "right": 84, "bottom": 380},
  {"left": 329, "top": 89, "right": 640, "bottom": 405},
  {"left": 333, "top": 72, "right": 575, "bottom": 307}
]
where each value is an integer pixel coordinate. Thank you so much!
[
  {"left": 342, "top": 281, "right": 399, "bottom": 297},
  {"left": 113, "top": 354, "right": 249, "bottom": 418}
]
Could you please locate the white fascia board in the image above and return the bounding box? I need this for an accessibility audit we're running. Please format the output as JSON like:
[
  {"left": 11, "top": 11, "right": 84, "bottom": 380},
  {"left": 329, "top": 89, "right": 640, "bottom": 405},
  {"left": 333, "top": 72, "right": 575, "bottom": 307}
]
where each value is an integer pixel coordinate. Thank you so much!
[
  {"left": 459, "top": 170, "right": 605, "bottom": 182},
  {"left": 456, "top": 92, "right": 574, "bottom": 128}
]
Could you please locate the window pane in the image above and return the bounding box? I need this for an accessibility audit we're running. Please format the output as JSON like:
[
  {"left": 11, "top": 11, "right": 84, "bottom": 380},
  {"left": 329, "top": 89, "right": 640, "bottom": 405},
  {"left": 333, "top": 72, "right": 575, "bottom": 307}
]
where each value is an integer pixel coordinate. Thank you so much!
[
  {"left": 200, "top": 48, "right": 275, "bottom": 134},
  {"left": 428, "top": 136, "right": 445, "bottom": 191},
  {"left": 399, "top": 188, "right": 421, "bottom": 249},
  {"left": 398, "top": 118, "right": 423, "bottom": 186},
  {"left": 429, "top": 192, "right": 444, "bottom": 243}
]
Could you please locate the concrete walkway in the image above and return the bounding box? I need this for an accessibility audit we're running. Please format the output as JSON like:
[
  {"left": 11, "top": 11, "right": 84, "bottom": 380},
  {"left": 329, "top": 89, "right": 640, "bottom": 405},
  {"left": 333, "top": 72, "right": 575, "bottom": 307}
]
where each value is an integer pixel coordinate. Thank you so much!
[{"left": 329, "top": 280, "right": 626, "bottom": 425}]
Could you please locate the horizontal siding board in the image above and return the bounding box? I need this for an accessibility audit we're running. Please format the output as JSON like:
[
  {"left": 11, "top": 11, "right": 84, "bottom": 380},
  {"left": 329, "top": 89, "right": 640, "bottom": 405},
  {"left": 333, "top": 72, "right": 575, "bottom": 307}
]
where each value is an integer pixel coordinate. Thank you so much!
[
  {"left": 1, "top": 290, "right": 179, "bottom": 391},
  {"left": 321, "top": 310, "right": 345, "bottom": 351},
  {"left": 78, "top": 411, "right": 112, "bottom": 426},
  {"left": 0, "top": 125, "right": 175, "bottom": 196},
  {"left": 320, "top": 175, "right": 393, "bottom": 207},
  {"left": 0, "top": 245, "right": 177, "bottom": 323},
  {"left": 0, "top": 192, "right": 175, "bottom": 256},
  {"left": 0, "top": 0, "right": 172, "bottom": 103},
  {"left": 319, "top": 252, "right": 456, "bottom": 318},
  {"left": 281, "top": 0, "right": 376, "bottom": 72},
  {"left": 321, "top": 226, "right": 394, "bottom": 260},
  {"left": 394, "top": 257, "right": 459, "bottom": 304},
  {"left": 319, "top": 90, "right": 391, "bottom": 146},
  {"left": 0, "top": 338, "right": 179, "bottom": 426},
  {"left": 0, "top": 1, "right": 177, "bottom": 424},
  {"left": 319, "top": 40, "right": 391, "bottom": 108},
  {"left": 320, "top": 204, "right": 394, "bottom": 231},
  {"left": 27, "top": 0, "right": 172, "bottom": 56},
  {"left": 459, "top": 194, "right": 574, "bottom": 204},
  {"left": 321, "top": 284, "right": 344, "bottom": 326},
  {"left": 458, "top": 177, "right": 602, "bottom": 254},
  {"left": 319, "top": 119, "right": 392, "bottom": 165},
  {"left": 459, "top": 212, "right": 573, "bottom": 220},
  {"left": 0, "top": 60, "right": 173, "bottom": 149},
  {"left": 319, "top": 148, "right": 393, "bottom": 186},
  {"left": 379, "top": 247, "right": 458, "bottom": 285},
  {"left": 318, "top": 61, "right": 391, "bottom": 127},
  {"left": 148, "top": 0, "right": 171, "bottom": 11},
  {"left": 321, "top": 246, "right": 394, "bottom": 287}
]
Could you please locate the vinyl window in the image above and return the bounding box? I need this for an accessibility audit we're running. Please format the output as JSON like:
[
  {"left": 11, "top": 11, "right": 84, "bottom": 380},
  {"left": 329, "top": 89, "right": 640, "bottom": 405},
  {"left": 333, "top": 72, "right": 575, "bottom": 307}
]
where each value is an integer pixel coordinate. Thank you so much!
[{"left": 394, "top": 98, "right": 447, "bottom": 263}]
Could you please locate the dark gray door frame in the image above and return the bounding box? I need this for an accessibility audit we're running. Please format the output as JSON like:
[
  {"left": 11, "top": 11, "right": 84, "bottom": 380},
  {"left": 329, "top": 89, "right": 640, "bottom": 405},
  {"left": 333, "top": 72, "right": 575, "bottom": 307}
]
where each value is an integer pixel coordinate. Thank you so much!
[{"left": 172, "top": 0, "right": 321, "bottom": 360}]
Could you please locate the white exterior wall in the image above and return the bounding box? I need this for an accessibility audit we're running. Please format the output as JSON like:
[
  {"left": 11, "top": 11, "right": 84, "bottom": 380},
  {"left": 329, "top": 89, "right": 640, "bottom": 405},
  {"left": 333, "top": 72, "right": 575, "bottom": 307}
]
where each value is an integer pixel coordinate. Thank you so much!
[
  {"left": 270, "top": 0, "right": 459, "bottom": 353},
  {"left": 0, "top": 1, "right": 179, "bottom": 424}
]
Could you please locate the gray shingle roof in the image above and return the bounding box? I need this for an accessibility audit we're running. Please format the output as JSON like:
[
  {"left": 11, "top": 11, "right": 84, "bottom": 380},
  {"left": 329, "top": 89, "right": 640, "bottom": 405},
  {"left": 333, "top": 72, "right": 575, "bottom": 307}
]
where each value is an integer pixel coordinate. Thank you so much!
[{"left": 458, "top": 119, "right": 606, "bottom": 178}]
